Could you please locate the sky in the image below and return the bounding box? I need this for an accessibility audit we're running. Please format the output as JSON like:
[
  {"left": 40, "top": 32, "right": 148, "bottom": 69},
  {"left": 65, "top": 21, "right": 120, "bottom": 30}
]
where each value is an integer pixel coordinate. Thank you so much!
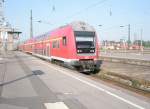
[{"left": 4, "top": 0, "right": 150, "bottom": 42}]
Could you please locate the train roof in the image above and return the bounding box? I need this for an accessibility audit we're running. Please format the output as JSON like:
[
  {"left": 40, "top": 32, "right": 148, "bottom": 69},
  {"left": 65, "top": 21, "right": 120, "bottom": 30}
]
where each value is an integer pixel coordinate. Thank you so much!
[
  {"left": 32, "top": 31, "right": 52, "bottom": 41},
  {"left": 69, "top": 21, "right": 95, "bottom": 32},
  {"left": 28, "top": 21, "right": 95, "bottom": 42}
]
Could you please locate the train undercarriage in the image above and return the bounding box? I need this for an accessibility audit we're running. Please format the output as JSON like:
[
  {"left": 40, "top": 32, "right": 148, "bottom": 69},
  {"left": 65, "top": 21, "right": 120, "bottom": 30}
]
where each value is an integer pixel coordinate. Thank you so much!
[{"left": 31, "top": 52, "right": 100, "bottom": 74}]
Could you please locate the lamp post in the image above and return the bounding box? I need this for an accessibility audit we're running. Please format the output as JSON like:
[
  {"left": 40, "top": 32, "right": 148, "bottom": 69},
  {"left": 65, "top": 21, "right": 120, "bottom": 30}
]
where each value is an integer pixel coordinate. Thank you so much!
[
  {"left": 120, "top": 24, "right": 131, "bottom": 49},
  {"left": 123, "top": 39, "right": 126, "bottom": 54},
  {"left": 30, "top": 10, "right": 33, "bottom": 38},
  {"left": 140, "top": 28, "right": 143, "bottom": 54},
  {"left": 98, "top": 25, "right": 106, "bottom": 54}
]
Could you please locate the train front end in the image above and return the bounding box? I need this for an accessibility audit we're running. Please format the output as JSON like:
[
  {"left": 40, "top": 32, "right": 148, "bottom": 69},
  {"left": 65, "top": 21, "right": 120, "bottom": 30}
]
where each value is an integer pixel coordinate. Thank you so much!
[{"left": 71, "top": 21, "right": 100, "bottom": 72}]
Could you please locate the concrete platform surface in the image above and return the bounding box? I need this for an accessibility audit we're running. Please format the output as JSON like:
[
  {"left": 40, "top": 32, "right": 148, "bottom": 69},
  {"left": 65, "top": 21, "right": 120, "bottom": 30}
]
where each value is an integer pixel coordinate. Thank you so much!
[{"left": 0, "top": 51, "right": 149, "bottom": 109}]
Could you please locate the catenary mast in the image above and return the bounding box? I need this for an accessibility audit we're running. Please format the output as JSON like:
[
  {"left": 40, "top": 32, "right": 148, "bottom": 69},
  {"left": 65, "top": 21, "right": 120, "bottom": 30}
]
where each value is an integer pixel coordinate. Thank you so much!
[
  {"left": 0, "top": 0, "right": 10, "bottom": 27},
  {"left": 0, "top": 0, "right": 5, "bottom": 26}
]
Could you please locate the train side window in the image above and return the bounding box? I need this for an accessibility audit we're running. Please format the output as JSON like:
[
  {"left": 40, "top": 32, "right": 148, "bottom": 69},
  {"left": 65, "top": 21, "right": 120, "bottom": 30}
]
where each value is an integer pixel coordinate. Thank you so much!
[
  {"left": 52, "top": 41, "right": 56, "bottom": 48},
  {"left": 52, "top": 40, "right": 59, "bottom": 48},
  {"left": 63, "top": 36, "right": 67, "bottom": 46},
  {"left": 57, "top": 41, "right": 60, "bottom": 48}
]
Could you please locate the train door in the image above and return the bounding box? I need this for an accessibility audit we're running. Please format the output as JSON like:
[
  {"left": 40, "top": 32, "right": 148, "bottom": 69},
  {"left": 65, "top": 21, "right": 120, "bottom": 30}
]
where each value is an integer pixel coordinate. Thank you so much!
[{"left": 46, "top": 44, "right": 50, "bottom": 56}]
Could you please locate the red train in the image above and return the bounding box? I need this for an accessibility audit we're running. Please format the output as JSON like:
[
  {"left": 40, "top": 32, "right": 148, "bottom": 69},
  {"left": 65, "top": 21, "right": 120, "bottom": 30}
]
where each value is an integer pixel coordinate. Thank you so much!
[{"left": 19, "top": 21, "right": 100, "bottom": 72}]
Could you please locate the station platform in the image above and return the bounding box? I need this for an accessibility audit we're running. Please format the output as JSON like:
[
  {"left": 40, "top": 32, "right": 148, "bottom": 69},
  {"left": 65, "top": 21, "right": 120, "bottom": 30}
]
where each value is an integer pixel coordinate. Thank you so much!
[
  {"left": 100, "top": 52, "right": 150, "bottom": 66},
  {"left": 0, "top": 51, "right": 149, "bottom": 109},
  {"left": 101, "top": 51, "right": 150, "bottom": 60}
]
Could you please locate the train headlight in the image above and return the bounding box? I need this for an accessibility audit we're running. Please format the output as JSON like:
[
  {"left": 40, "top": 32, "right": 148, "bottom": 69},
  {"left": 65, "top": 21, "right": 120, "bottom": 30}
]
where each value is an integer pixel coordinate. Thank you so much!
[
  {"left": 77, "top": 50, "right": 82, "bottom": 53},
  {"left": 90, "top": 50, "right": 95, "bottom": 52}
]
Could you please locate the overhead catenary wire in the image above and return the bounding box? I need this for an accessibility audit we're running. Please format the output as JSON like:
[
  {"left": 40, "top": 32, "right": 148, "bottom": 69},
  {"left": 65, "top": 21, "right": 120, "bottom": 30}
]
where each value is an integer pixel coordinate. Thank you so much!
[
  {"left": 41, "top": 0, "right": 109, "bottom": 26},
  {"left": 58, "top": 0, "right": 109, "bottom": 24},
  {"left": 47, "top": 0, "right": 56, "bottom": 12}
]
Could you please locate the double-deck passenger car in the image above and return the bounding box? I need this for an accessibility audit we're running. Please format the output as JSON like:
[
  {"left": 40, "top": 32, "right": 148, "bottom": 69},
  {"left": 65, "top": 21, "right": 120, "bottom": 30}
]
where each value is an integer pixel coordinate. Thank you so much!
[{"left": 19, "top": 21, "right": 100, "bottom": 72}]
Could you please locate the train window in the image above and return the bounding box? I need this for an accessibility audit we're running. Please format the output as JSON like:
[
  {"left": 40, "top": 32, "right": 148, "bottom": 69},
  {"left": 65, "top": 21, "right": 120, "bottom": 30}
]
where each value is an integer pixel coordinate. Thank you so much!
[
  {"left": 52, "top": 40, "right": 59, "bottom": 48},
  {"left": 52, "top": 41, "right": 56, "bottom": 48},
  {"left": 63, "top": 36, "right": 67, "bottom": 46},
  {"left": 74, "top": 31, "right": 96, "bottom": 54},
  {"left": 75, "top": 31, "right": 95, "bottom": 48}
]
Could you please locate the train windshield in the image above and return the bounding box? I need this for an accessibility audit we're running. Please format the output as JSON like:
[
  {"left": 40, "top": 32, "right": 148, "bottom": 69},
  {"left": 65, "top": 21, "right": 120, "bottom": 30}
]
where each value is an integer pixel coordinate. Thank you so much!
[{"left": 74, "top": 31, "right": 96, "bottom": 53}]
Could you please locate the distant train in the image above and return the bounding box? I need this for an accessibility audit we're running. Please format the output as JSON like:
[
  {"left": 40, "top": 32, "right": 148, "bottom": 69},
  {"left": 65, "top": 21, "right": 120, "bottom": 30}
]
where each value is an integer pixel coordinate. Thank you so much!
[{"left": 19, "top": 21, "right": 100, "bottom": 73}]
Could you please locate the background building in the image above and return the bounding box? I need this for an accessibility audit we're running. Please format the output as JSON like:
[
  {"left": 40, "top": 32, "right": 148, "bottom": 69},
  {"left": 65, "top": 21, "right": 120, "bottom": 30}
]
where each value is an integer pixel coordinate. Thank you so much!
[{"left": 0, "top": 0, "right": 21, "bottom": 51}]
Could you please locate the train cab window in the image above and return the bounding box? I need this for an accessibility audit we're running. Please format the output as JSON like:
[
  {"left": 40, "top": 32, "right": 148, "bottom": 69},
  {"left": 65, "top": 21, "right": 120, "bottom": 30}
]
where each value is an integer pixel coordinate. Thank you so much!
[
  {"left": 74, "top": 31, "right": 96, "bottom": 53},
  {"left": 62, "top": 36, "right": 67, "bottom": 46}
]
